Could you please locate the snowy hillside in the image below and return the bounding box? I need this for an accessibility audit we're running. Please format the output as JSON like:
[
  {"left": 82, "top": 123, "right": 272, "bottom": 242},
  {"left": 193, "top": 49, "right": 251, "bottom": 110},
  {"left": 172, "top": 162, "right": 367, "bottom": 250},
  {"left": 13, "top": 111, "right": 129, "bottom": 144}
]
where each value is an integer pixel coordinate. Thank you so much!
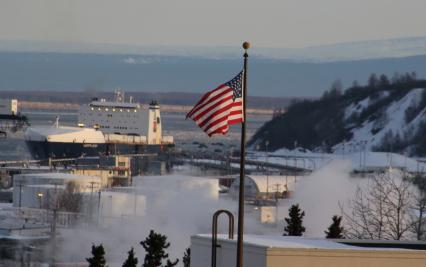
[
  {"left": 249, "top": 77, "right": 426, "bottom": 156},
  {"left": 334, "top": 88, "right": 426, "bottom": 154}
]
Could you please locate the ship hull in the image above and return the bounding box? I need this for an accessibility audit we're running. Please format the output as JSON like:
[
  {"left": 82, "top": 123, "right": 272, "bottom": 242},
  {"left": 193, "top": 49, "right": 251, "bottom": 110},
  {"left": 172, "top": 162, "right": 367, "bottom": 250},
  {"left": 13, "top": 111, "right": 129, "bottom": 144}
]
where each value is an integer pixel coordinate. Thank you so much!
[
  {"left": 25, "top": 140, "right": 173, "bottom": 159},
  {"left": 26, "top": 141, "right": 107, "bottom": 159}
]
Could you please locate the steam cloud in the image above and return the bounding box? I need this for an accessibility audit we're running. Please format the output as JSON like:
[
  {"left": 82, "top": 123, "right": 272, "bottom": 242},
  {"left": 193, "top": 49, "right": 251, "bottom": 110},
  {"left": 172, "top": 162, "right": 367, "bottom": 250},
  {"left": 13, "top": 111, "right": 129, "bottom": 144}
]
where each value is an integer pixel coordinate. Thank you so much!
[
  {"left": 56, "top": 160, "right": 388, "bottom": 265},
  {"left": 56, "top": 173, "right": 276, "bottom": 266},
  {"left": 279, "top": 160, "right": 360, "bottom": 237}
]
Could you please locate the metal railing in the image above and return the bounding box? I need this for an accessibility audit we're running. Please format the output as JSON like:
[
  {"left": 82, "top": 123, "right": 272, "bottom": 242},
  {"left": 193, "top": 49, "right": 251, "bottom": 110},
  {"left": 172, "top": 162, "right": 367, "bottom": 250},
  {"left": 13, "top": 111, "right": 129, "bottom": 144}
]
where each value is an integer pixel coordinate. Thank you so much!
[{"left": 211, "top": 209, "right": 234, "bottom": 267}]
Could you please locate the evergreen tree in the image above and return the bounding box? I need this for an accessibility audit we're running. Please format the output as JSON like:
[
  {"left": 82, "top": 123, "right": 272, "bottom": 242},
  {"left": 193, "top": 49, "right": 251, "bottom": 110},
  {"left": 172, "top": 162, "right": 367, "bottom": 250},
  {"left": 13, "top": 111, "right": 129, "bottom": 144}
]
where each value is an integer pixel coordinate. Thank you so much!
[
  {"left": 122, "top": 247, "right": 138, "bottom": 267},
  {"left": 352, "top": 80, "right": 360, "bottom": 88},
  {"left": 182, "top": 247, "right": 190, "bottom": 267},
  {"left": 379, "top": 74, "right": 390, "bottom": 88},
  {"left": 164, "top": 259, "right": 179, "bottom": 267},
  {"left": 284, "top": 204, "right": 305, "bottom": 236},
  {"left": 411, "top": 71, "right": 418, "bottom": 81},
  {"left": 86, "top": 244, "right": 107, "bottom": 267},
  {"left": 325, "top": 215, "right": 344, "bottom": 239},
  {"left": 141, "top": 230, "right": 179, "bottom": 267},
  {"left": 368, "top": 73, "right": 379, "bottom": 88}
]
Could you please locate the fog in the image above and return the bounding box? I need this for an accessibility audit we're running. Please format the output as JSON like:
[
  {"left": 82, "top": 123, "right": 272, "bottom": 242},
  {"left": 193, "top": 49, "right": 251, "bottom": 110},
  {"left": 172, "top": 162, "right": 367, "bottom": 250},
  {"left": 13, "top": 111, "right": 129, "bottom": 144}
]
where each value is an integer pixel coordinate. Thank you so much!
[
  {"left": 55, "top": 161, "right": 414, "bottom": 266},
  {"left": 279, "top": 160, "right": 361, "bottom": 237},
  {"left": 56, "top": 174, "right": 277, "bottom": 266}
]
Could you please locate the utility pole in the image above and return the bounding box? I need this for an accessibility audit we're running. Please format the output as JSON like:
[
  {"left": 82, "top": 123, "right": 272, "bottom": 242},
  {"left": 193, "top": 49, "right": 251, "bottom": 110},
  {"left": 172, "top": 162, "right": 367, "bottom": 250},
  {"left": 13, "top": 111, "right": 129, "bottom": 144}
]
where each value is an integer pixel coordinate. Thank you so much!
[
  {"left": 18, "top": 182, "right": 23, "bottom": 208},
  {"left": 133, "top": 188, "right": 137, "bottom": 216},
  {"left": 364, "top": 141, "right": 367, "bottom": 169},
  {"left": 97, "top": 190, "right": 101, "bottom": 226},
  {"left": 50, "top": 208, "right": 58, "bottom": 264},
  {"left": 50, "top": 183, "right": 59, "bottom": 265},
  {"left": 89, "top": 181, "right": 97, "bottom": 223},
  {"left": 359, "top": 142, "right": 362, "bottom": 170},
  {"left": 265, "top": 140, "right": 269, "bottom": 198},
  {"left": 37, "top": 192, "right": 43, "bottom": 209}
]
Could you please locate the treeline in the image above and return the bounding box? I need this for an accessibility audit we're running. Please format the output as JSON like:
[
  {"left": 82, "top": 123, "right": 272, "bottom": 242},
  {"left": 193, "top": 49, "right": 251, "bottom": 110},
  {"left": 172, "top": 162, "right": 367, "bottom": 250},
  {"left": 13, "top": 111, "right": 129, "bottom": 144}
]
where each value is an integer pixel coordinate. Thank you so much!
[
  {"left": 344, "top": 72, "right": 421, "bottom": 104},
  {"left": 249, "top": 72, "right": 426, "bottom": 152},
  {"left": 86, "top": 229, "right": 191, "bottom": 267},
  {"left": 0, "top": 90, "right": 291, "bottom": 110}
]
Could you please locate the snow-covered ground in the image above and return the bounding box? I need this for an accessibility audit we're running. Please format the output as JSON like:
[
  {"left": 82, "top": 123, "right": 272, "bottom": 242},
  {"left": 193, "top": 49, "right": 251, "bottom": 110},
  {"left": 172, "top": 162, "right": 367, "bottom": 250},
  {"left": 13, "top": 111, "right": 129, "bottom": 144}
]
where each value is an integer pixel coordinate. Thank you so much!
[
  {"left": 186, "top": 148, "right": 426, "bottom": 173},
  {"left": 335, "top": 88, "right": 426, "bottom": 153},
  {"left": 247, "top": 88, "right": 426, "bottom": 173},
  {"left": 248, "top": 149, "right": 426, "bottom": 173}
]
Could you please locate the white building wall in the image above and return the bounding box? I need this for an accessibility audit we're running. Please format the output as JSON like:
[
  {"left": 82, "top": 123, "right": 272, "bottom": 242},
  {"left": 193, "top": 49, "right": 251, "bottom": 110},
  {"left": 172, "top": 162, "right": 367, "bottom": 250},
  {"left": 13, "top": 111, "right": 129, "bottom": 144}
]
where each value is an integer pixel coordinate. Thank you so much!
[
  {"left": 191, "top": 235, "right": 426, "bottom": 267},
  {"left": 13, "top": 173, "right": 100, "bottom": 209},
  {"left": 13, "top": 184, "right": 64, "bottom": 209},
  {"left": 147, "top": 104, "right": 162, "bottom": 144},
  {"left": 99, "top": 191, "right": 146, "bottom": 220},
  {"left": 11, "top": 99, "right": 18, "bottom": 115},
  {"left": 191, "top": 236, "right": 266, "bottom": 267},
  {"left": 78, "top": 104, "right": 149, "bottom": 136},
  {"left": 0, "top": 99, "right": 17, "bottom": 115}
]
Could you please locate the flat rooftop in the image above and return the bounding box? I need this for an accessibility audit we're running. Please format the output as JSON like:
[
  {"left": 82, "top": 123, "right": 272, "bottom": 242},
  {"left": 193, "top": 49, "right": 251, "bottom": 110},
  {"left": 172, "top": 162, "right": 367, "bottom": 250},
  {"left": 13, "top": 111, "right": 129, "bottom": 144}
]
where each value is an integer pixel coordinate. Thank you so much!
[
  {"left": 15, "top": 172, "right": 100, "bottom": 181},
  {"left": 195, "top": 234, "right": 426, "bottom": 251}
]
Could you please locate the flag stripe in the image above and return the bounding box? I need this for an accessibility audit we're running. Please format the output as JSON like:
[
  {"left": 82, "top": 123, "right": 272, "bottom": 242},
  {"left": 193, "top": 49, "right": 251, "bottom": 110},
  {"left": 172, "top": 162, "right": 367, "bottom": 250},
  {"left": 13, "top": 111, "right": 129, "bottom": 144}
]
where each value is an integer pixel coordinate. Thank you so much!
[
  {"left": 206, "top": 117, "right": 230, "bottom": 135},
  {"left": 208, "top": 125, "right": 229, "bottom": 137},
  {"left": 192, "top": 91, "right": 233, "bottom": 121},
  {"left": 228, "top": 118, "right": 243, "bottom": 125},
  {"left": 189, "top": 87, "right": 233, "bottom": 119},
  {"left": 202, "top": 108, "right": 232, "bottom": 130},
  {"left": 187, "top": 85, "right": 229, "bottom": 118},
  {"left": 200, "top": 101, "right": 241, "bottom": 129},
  {"left": 196, "top": 97, "right": 234, "bottom": 125}
]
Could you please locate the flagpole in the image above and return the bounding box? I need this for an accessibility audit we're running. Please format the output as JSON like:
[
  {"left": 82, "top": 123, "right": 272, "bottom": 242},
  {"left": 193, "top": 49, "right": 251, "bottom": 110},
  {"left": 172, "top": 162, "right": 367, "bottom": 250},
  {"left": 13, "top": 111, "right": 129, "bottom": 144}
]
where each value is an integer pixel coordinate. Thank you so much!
[{"left": 236, "top": 41, "right": 250, "bottom": 267}]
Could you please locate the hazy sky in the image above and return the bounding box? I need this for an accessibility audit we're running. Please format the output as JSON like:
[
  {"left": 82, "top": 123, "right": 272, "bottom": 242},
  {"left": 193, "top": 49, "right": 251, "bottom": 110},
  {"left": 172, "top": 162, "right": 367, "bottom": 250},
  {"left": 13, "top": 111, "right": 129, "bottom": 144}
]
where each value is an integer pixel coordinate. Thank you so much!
[{"left": 2, "top": 0, "right": 426, "bottom": 48}]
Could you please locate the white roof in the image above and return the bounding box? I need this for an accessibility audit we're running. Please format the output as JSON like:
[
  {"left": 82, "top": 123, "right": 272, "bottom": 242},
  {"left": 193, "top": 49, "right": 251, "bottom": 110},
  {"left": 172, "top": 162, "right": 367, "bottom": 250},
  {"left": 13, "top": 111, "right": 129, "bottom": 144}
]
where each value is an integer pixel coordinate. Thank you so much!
[
  {"left": 132, "top": 175, "right": 219, "bottom": 197},
  {"left": 133, "top": 174, "right": 218, "bottom": 189},
  {"left": 197, "top": 234, "right": 401, "bottom": 251},
  {"left": 16, "top": 172, "right": 100, "bottom": 181},
  {"left": 24, "top": 126, "right": 105, "bottom": 143},
  {"left": 26, "top": 184, "right": 66, "bottom": 189}
]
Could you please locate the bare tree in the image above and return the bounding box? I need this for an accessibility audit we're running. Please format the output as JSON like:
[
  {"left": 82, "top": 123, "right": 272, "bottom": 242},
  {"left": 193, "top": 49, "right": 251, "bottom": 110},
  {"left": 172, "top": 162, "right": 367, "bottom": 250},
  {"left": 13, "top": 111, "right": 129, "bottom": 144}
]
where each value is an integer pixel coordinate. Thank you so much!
[
  {"left": 341, "top": 169, "right": 415, "bottom": 240},
  {"left": 411, "top": 175, "right": 426, "bottom": 240},
  {"left": 58, "top": 182, "right": 82, "bottom": 213},
  {"left": 383, "top": 172, "right": 413, "bottom": 240},
  {"left": 411, "top": 191, "right": 426, "bottom": 240}
]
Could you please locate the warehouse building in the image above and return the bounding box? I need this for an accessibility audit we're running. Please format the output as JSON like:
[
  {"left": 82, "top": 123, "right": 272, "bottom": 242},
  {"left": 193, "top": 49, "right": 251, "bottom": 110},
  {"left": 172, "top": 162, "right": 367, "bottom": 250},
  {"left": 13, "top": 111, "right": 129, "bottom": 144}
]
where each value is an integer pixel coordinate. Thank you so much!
[
  {"left": 13, "top": 172, "right": 100, "bottom": 209},
  {"left": 191, "top": 234, "right": 426, "bottom": 267}
]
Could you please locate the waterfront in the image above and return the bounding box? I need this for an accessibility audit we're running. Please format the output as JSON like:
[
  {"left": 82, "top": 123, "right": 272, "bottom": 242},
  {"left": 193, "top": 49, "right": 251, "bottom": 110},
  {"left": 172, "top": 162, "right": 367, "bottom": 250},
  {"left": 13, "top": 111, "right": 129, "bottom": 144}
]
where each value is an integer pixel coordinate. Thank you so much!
[{"left": 0, "top": 109, "right": 271, "bottom": 161}]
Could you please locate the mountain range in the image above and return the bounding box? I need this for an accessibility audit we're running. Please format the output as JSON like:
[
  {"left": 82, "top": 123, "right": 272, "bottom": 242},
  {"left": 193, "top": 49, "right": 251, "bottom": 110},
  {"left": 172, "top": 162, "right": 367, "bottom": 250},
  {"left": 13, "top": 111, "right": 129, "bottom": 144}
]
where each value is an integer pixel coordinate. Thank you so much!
[
  {"left": 3, "top": 37, "right": 426, "bottom": 62},
  {"left": 1, "top": 37, "right": 426, "bottom": 97}
]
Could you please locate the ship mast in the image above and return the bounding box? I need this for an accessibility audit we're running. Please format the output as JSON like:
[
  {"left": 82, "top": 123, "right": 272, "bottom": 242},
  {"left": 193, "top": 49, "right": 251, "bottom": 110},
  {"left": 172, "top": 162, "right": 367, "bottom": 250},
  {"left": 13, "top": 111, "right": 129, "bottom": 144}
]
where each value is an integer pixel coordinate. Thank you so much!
[{"left": 115, "top": 88, "right": 125, "bottom": 103}]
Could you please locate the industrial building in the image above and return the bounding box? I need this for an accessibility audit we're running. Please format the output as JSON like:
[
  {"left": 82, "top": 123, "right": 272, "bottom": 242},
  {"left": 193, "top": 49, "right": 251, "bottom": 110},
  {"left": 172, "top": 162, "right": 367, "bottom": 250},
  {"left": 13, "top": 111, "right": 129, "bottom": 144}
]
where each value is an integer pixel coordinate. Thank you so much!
[
  {"left": 229, "top": 175, "right": 297, "bottom": 201},
  {"left": 13, "top": 172, "right": 100, "bottom": 209},
  {"left": 191, "top": 234, "right": 426, "bottom": 267},
  {"left": 71, "top": 155, "right": 132, "bottom": 187},
  {"left": 0, "top": 99, "right": 18, "bottom": 115}
]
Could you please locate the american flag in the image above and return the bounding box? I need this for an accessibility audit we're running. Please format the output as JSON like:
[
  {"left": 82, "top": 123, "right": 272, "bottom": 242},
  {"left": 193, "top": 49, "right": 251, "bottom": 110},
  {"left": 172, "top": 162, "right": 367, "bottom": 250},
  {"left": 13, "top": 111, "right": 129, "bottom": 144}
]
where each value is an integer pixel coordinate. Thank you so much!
[{"left": 187, "top": 71, "right": 244, "bottom": 136}]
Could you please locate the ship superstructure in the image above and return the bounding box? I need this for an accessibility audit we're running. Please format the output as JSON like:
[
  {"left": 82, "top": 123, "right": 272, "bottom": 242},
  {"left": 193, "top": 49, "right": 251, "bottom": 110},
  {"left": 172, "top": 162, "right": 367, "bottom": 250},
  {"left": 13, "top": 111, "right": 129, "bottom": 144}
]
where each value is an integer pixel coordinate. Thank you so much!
[
  {"left": 25, "top": 90, "right": 174, "bottom": 159},
  {"left": 0, "top": 99, "right": 28, "bottom": 137}
]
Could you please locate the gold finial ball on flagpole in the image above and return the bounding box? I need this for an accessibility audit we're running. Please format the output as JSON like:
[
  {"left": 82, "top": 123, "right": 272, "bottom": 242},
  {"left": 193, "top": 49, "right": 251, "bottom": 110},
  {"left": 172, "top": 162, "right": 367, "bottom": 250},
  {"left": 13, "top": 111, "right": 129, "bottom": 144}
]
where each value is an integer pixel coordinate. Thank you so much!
[{"left": 242, "top": 42, "right": 250, "bottom": 50}]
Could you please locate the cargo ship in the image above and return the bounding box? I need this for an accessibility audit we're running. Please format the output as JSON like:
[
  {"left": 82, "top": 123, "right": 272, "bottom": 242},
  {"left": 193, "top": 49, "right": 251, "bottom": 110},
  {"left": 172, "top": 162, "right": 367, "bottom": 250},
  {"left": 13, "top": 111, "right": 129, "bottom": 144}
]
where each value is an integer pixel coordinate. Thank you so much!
[{"left": 24, "top": 90, "right": 174, "bottom": 159}]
